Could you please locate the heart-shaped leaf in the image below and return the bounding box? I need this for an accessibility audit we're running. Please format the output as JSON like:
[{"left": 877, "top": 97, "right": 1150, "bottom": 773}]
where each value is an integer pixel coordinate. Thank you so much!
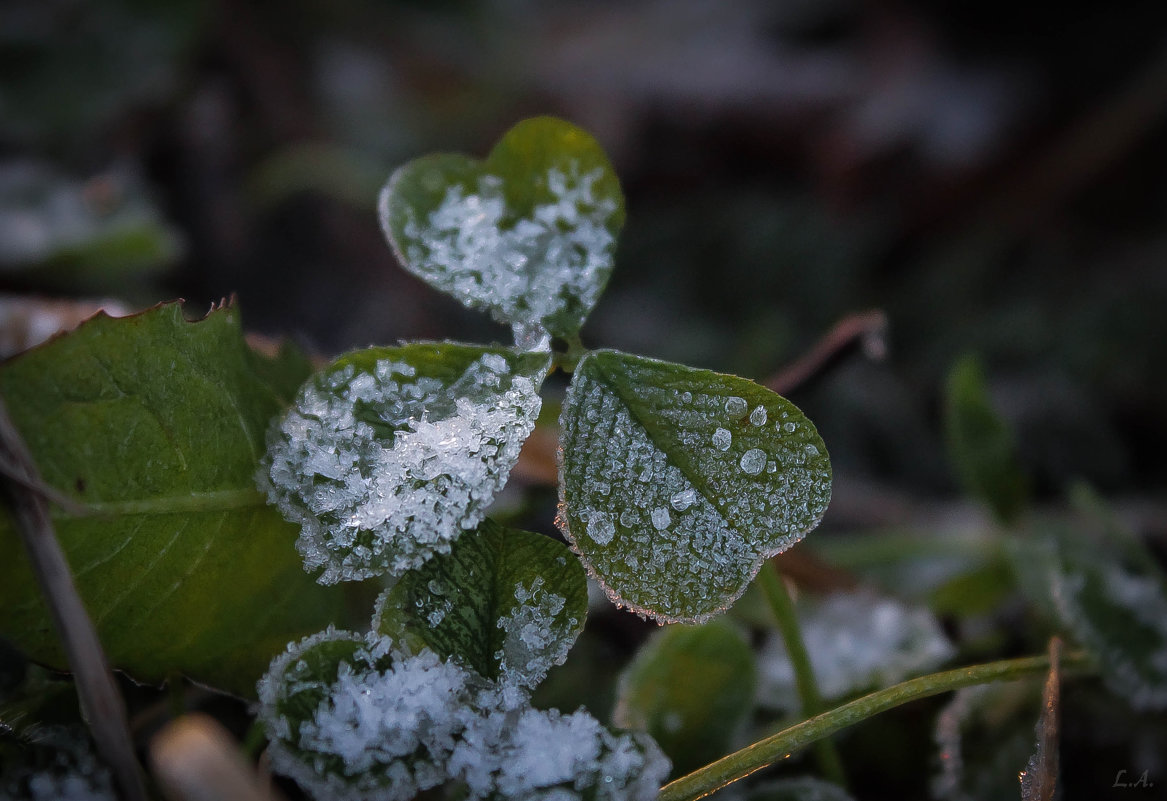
[
  {"left": 374, "top": 518, "right": 587, "bottom": 690},
  {"left": 261, "top": 343, "right": 549, "bottom": 584},
  {"left": 613, "top": 621, "right": 756, "bottom": 776},
  {"left": 379, "top": 117, "right": 624, "bottom": 345},
  {"left": 557, "top": 350, "right": 832, "bottom": 623},
  {"left": 0, "top": 303, "right": 371, "bottom": 698}
]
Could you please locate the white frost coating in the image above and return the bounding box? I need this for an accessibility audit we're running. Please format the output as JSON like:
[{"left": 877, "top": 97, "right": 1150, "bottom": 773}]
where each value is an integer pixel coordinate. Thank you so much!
[
  {"left": 757, "top": 591, "right": 955, "bottom": 712},
  {"left": 495, "top": 577, "right": 578, "bottom": 689},
  {"left": 650, "top": 507, "right": 671, "bottom": 530},
  {"left": 261, "top": 352, "right": 542, "bottom": 583},
  {"left": 0, "top": 725, "right": 117, "bottom": 801},
  {"left": 1051, "top": 560, "right": 1167, "bottom": 709},
  {"left": 260, "top": 631, "right": 668, "bottom": 801},
  {"left": 929, "top": 686, "right": 986, "bottom": 801},
  {"left": 389, "top": 162, "right": 618, "bottom": 340}
]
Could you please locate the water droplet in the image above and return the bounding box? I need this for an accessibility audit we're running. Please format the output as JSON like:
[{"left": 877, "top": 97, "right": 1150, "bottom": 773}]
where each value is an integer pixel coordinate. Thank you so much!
[
  {"left": 712, "top": 428, "right": 732, "bottom": 451},
  {"left": 805, "top": 444, "right": 820, "bottom": 456},
  {"left": 671, "top": 489, "right": 697, "bottom": 511},
  {"left": 681, "top": 391, "right": 693, "bottom": 403},
  {"left": 587, "top": 511, "right": 615, "bottom": 545},
  {"left": 749, "top": 406, "right": 768, "bottom": 426},
  {"left": 651, "top": 507, "right": 671, "bottom": 530},
  {"left": 725, "top": 397, "right": 748, "bottom": 416},
  {"left": 782, "top": 421, "right": 798, "bottom": 434},
  {"left": 740, "top": 449, "right": 766, "bottom": 475}
]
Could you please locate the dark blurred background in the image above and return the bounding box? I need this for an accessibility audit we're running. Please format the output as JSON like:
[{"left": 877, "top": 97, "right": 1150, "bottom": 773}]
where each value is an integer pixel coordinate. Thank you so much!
[{"left": 6, "top": 0, "right": 1167, "bottom": 504}]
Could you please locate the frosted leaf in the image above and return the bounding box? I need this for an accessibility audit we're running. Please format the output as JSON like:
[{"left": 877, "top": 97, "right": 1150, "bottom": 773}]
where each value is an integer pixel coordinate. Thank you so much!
[
  {"left": 258, "top": 629, "right": 489, "bottom": 801},
  {"left": 757, "top": 591, "right": 954, "bottom": 712},
  {"left": 260, "top": 343, "right": 548, "bottom": 583},
  {"left": 558, "top": 350, "right": 832, "bottom": 623},
  {"left": 259, "top": 628, "right": 668, "bottom": 801},
  {"left": 0, "top": 725, "right": 117, "bottom": 801},
  {"left": 1045, "top": 541, "right": 1167, "bottom": 710},
  {"left": 373, "top": 519, "right": 587, "bottom": 690},
  {"left": 379, "top": 117, "right": 624, "bottom": 341}
]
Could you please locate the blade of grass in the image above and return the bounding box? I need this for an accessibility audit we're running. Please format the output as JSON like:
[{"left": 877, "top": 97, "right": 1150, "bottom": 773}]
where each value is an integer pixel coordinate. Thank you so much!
[
  {"left": 658, "top": 650, "right": 1094, "bottom": 801},
  {"left": 756, "top": 559, "right": 846, "bottom": 788}
]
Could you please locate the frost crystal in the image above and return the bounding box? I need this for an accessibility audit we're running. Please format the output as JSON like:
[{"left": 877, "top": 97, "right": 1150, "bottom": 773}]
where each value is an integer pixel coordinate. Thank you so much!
[
  {"left": 495, "top": 577, "right": 578, "bottom": 689},
  {"left": 260, "top": 630, "right": 668, "bottom": 801},
  {"left": 388, "top": 162, "right": 619, "bottom": 342},
  {"left": 261, "top": 349, "right": 543, "bottom": 583},
  {"left": 757, "top": 591, "right": 955, "bottom": 711},
  {"left": 711, "top": 428, "right": 732, "bottom": 451}
]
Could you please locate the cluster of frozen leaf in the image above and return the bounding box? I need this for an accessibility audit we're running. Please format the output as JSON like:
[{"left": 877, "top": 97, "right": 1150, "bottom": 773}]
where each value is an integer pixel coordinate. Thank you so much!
[
  {"left": 255, "top": 117, "right": 835, "bottom": 800},
  {"left": 258, "top": 627, "right": 668, "bottom": 801}
]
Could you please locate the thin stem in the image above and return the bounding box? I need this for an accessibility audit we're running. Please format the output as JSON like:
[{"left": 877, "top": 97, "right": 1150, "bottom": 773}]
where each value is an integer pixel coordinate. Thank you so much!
[
  {"left": 756, "top": 561, "right": 846, "bottom": 788},
  {"left": 658, "top": 650, "right": 1094, "bottom": 801}
]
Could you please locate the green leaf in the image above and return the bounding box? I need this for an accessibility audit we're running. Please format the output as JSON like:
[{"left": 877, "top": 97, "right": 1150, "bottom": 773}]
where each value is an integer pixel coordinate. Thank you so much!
[
  {"left": 262, "top": 343, "right": 549, "bottom": 584},
  {"left": 0, "top": 303, "right": 369, "bottom": 698},
  {"left": 379, "top": 116, "right": 624, "bottom": 344},
  {"left": 558, "top": 350, "right": 832, "bottom": 623},
  {"left": 373, "top": 518, "right": 587, "bottom": 689},
  {"left": 1018, "top": 514, "right": 1167, "bottom": 710},
  {"left": 613, "top": 621, "right": 755, "bottom": 776},
  {"left": 943, "top": 354, "right": 1029, "bottom": 524}
]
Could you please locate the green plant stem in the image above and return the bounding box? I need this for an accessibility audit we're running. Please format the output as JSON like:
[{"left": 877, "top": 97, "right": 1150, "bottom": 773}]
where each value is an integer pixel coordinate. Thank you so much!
[
  {"left": 756, "top": 560, "right": 846, "bottom": 788},
  {"left": 657, "top": 650, "right": 1094, "bottom": 801}
]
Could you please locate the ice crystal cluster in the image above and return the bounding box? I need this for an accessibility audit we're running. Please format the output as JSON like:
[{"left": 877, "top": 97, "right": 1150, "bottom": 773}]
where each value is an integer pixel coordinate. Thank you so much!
[
  {"left": 258, "top": 630, "right": 669, "bottom": 801},
  {"left": 0, "top": 725, "right": 117, "bottom": 801},
  {"left": 389, "top": 162, "right": 618, "bottom": 344},
  {"left": 558, "top": 351, "right": 832, "bottom": 623},
  {"left": 261, "top": 351, "right": 542, "bottom": 583},
  {"left": 495, "top": 576, "right": 577, "bottom": 689},
  {"left": 757, "top": 591, "right": 954, "bottom": 711}
]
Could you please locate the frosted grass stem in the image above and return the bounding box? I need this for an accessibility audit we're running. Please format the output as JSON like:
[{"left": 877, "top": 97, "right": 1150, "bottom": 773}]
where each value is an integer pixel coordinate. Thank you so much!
[
  {"left": 756, "top": 559, "right": 846, "bottom": 788},
  {"left": 657, "top": 649, "right": 1094, "bottom": 801}
]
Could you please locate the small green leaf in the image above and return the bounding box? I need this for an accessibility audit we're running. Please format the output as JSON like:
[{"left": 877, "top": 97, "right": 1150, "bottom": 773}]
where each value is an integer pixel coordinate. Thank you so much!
[
  {"left": 0, "top": 303, "right": 368, "bottom": 698},
  {"left": 379, "top": 117, "right": 624, "bottom": 344},
  {"left": 943, "top": 354, "right": 1028, "bottom": 524},
  {"left": 373, "top": 518, "right": 587, "bottom": 689},
  {"left": 613, "top": 621, "right": 755, "bottom": 776},
  {"left": 558, "top": 350, "right": 832, "bottom": 623},
  {"left": 262, "top": 343, "right": 549, "bottom": 584}
]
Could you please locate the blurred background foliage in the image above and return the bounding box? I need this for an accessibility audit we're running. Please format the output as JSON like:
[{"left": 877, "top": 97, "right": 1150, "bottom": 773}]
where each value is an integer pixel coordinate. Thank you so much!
[{"left": 3, "top": 1, "right": 1167, "bottom": 798}]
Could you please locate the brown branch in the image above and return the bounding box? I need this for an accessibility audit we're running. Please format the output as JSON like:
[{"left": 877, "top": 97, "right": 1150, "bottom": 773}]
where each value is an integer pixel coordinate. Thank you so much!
[
  {"left": 764, "top": 309, "right": 888, "bottom": 396},
  {"left": 0, "top": 397, "right": 147, "bottom": 801}
]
